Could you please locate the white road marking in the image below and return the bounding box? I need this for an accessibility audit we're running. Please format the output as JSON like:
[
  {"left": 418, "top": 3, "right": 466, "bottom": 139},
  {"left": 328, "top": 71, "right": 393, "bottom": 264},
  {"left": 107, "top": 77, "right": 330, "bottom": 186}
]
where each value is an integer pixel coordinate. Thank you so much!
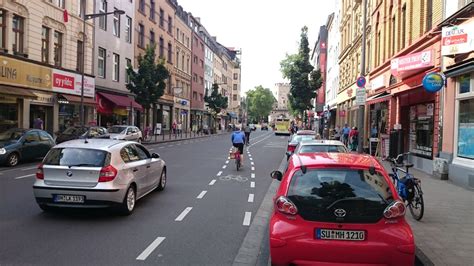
[
  {"left": 280, "top": 136, "right": 285, "bottom": 139},
  {"left": 251, "top": 173, "right": 255, "bottom": 178},
  {"left": 15, "top": 174, "right": 35, "bottom": 180},
  {"left": 249, "top": 158, "right": 253, "bottom": 161},
  {"left": 250, "top": 181, "right": 255, "bottom": 188},
  {"left": 21, "top": 166, "right": 37, "bottom": 171},
  {"left": 222, "top": 165, "right": 227, "bottom": 169},
  {"left": 248, "top": 194, "right": 254, "bottom": 203},
  {"left": 197, "top": 191, "right": 207, "bottom": 199},
  {"left": 175, "top": 207, "right": 193, "bottom": 221},
  {"left": 217, "top": 171, "right": 223, "bottom": 176},
  {"left": 251, "top": 167, "right": 255, "bottom": 171},
  {"left": 243, "top": 212, "right": 252, "bottom": 226},
  {"left": 225, "top": 160, "right": 229, "bottom": 164},
  {"left": 251, "top": 162, "right": 254, "bottom": 165},
  {"left": 136, "top": 237, "right": 166, "bottom": 261},
  {"left": 209, "top": 179, "right": 216, "bottom": 186}
]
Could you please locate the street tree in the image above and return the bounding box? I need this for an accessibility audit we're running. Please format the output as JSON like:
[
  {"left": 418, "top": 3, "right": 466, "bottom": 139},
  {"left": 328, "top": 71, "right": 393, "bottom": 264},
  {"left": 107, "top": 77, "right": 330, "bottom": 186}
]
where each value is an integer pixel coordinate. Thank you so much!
[
  {"left": 247, "top": 85, "right": 276, "bottom": 123},
  {"left": 204, "top": 83, "right": 228, "bottom": 130},
  {"left": 126, "top": 44, "right": 170, "bottom": 126}
]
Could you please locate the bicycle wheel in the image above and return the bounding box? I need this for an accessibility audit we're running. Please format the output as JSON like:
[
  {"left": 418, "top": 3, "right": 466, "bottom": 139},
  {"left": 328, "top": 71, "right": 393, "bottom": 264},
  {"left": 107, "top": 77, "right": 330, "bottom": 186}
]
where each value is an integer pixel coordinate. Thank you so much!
[{"left": 408, "top": 184, "right": 424, "bottom": 221}]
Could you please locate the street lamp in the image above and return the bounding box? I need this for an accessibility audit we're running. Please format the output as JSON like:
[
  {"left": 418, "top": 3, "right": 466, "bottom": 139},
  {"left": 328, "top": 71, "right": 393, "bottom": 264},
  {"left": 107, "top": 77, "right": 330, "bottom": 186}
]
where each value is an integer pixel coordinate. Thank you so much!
[{"left": 79, "top": 6, "right": 125, "bottom": 130}]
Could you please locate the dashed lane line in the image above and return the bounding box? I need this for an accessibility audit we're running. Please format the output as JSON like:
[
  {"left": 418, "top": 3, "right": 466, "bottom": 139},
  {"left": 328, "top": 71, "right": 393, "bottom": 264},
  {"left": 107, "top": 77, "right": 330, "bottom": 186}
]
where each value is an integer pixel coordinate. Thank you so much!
[
  {"left": 136, "top": 237, "right": 166, "bottom": 261},
  {"left": 175, "top": 207, "right": 193, "bottom": 221},
  {"left": 197, "top": 191, "right": 207, "bottom": 199},
  {"left": 222, "top": 165, "right": 227, "bottom": 169},
  {"left": 249, "top": 158, "right": 253, "bottom": 161},
  {"left": 217, "top": 171, "right": 223, "bottom": 176},
  {"left": 243, "top": 212, "right": 252, "bottom": 226},
  {"left": 225, "top": 160, "right": 229, "bottom": 164},
  {"left": 250, "top": 181, "right": 255, "bottom": 188},
  {"left": 251, "top": 162, "right": 254, "bottom": 165},
  {"left": 21, "top": 166, "right": 38, "bottom": 171},
  {"left": 15, "top": 174, "right": 35, "bottom": 180},
  {"left": 251, "top": 173, "right": 255, "bottom": 179},
  {"left": 248, "top": 194, "right": 254, "bottom": 203},
  {"left": 251, "top": 167, "right": 255, "bottom": 171},
  {"left": 209, "top": 179, "right": 216, "bottom": 186}
]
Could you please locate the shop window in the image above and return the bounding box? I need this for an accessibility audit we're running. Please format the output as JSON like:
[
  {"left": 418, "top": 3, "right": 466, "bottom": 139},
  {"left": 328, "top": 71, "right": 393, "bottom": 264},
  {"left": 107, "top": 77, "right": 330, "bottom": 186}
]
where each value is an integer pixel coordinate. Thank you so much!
[
  {"left": 408, "top": 103, "right": 434, "bottom": 158},
  {"left": 459, "top": 74, "right": 471, "bottom": 94},
  {"left": 0, "top": 103, "right": 18, "bottom": 131},
  {"left": 457, "top": 98, "right": 474, "bottom": 159}
]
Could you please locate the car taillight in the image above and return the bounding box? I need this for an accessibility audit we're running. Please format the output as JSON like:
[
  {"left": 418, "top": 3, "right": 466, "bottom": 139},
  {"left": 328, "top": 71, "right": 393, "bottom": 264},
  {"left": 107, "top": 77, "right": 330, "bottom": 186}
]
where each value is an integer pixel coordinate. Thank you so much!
[
  {"left": 99, "top": 165, "right": 118, "bottom": 182},
  {"left": 383, "top": 200, "right": 406, "bottom": 219},
  {"left": 287, "top": 144, "right": 296, "bottom": 153},
  {"left": 275, "top": 196, "right": 298, "bottom": 215},
  {"left": 36, "top": 163, "right": 44, "bottom": 180}
]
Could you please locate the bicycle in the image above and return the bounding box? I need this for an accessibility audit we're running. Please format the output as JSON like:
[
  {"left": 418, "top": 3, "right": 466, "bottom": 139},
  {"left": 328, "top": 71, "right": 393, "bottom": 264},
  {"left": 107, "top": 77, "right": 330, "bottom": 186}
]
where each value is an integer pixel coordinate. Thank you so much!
[
  {"left": 230, "top": 147, "right": 241, "bottom": 171},
  {"left": 384, "top": 152, "right": 424, "bottom": 221}
]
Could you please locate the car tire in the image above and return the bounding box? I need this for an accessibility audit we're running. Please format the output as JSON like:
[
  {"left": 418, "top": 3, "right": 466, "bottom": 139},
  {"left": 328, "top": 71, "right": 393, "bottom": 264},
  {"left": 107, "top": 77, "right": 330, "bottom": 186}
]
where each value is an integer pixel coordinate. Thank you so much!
[
  {"left": 119, "top": 186, "right": 136, "bottom": 215},
  {"left": 156, "top": 169, "right": 166, "bottom": 191},
  {"left": 6, "top": 153, "right": 19, "bottom": 167}
]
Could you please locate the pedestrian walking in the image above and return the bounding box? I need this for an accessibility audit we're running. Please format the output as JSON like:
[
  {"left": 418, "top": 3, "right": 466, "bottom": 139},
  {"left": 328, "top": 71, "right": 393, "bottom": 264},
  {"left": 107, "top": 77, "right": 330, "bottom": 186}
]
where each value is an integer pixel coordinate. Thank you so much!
[
  {"left": 33, "top": 116, "right": 44, "bottom": 130},
  {"left": 341, "top": 123, "right": 351, "bottom": 146},
  {"left": 172, "top": 121, "right": 177, "bottom": 135},
  {"left": 349, "top": 127, "right": 359, "bottom": 151}
]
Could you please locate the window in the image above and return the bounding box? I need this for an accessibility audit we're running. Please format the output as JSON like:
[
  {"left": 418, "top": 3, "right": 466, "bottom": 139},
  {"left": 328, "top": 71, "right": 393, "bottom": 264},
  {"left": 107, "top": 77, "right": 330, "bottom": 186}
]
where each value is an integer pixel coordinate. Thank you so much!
[
  {"left": 193, "top": 91, "right": 197, "bottom": 100},
  {"left": 45, "top": 148, "right": 110, "bottom": 167},
  {"left": 12, "top": 15, "right": 24, "bottom": 54},
  {"left": 199, "top": 93, "right": 203, "bottom": 102},
  {"left": 391, "top": 16, "right": 396, "bottom": 56},
  {"left": 167, "top": 43, "right": 172, "bottom": 63},
  {"left": 426, "top": 0, "right": 433, "bottom": 31},
  {"left": 0, "top": 10, "right": 6, "bottom": 49},
  {"left": 50, "top": 0, "right": 65, "bottom": 8},
  {"left": 457, "top": 98, "right": 474, "bottom": 159},
  {"left": 401, "top": 4, "right": 406, "bottom": 48},
  {"left": 233, "top": 84, "right": 237, "bottom": 90},
  {"left": 99, "top": 0, "right": 107, "bottom": 30},
  {"left": 193, "top": 55, "right": 197, "bottom": 64},
  {"left": 98, "top": 47, "right": 106, "bottom": 78},
  {"left": 122, "top": 145, "right": 140, "bottom": 162},
  {"left": 233, "top": 73, "right": 238, "bottom": 80},
  {"left": 150, "top": 0, "right": 156, "bottom": 20},
  {"left": 199, "top": 77, "right": 203, "bottom": 85},
  {"left": 113, "top": 53, "right": 120, "bottom": 81},
  {"left": 113, "top": 8, "right": 120, "bottom": 37},
  {"left": 159, "top": 9, "right": 164, "bottom": 27},
  {"left": 159, "top": 37, "right": 164, "bottom": 58},
  {"left": 138, "top": 23, "right": 144, "bottom": 48},
  {"left": 53, "top": 31, "right": 63, "bottom": 66},
  {"left": 125, "top": 58, "right": 131, "bottom": 84},
  {"left": 125, "top": 16, "right": 132, "bottom": 43},
  {"left": 76, "top": 40, "right": 83, "bottom": 72},
  {"left": 135, "top": 144, "right": 150, "bottom": 160},
  {"left": 177, "top": 28, "right": 180, "bottom": 40},
  {"left": 150, "top": 30, "right": 155, "bottom": 45},
  {"left": 181, "top": 54, "right": 185, "bottom": 70},
  {"left": 200, "top": 59, "right": 204, "bottom": 68},
  {"left": 139, "top": 0, "right": 145, "bottom": 13},
  {"left": 39, "top": 131, "right": 52, "bottom": 141},
  {"left": 168, "top": 16, "right": 172, "bottom": 34},
  {"left": 193, "top": 73, "right": 197, "bottom": 82},
  {"left": 233, "top": 95, "right": 237, "bottom": 101},
  {"left": 176, "top": 50, "right": 180, "bottom": 69},
  {"left": 41, "top": 27, "right": 50, "bottom": 63}
]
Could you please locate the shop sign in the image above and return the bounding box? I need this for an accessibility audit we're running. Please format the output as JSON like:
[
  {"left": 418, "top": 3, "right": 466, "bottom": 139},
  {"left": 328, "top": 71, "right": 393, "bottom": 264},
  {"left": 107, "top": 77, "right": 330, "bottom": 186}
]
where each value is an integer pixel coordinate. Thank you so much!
[
  {"left": 31, "top": 92, "right": 55, "bottom": 105},
  {"left": 422, "top": 72, "right": 446, "bottom": 93},
  {"left": 0, "top": 56, "right": 51, "bottom": 90},
  {"left": 52, "top": 69, "right": 94, "bottom": 97},
  {"left": 339, "top": 110, "right": 346, "bottom": 117},
  {"left": 391, "top": 50, "right": 433, "bottom": 76},
  {"left": 0, "top": 95, "right": 17, "bottom": 103},
  {"left": 355, "top": 88, "right": 367, "bottom": 106},
  {"left": 441, "top": 22, "right": 474, "bottom": 56},
  {"left": 370, "top": 75, "right": 385, "bottom": 91}
]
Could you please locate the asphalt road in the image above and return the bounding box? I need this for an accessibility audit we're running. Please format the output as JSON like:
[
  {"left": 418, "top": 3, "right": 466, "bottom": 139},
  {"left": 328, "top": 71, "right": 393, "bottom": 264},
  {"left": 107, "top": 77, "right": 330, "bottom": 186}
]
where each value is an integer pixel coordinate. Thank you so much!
[{"left": 0, "top": 130, "right": 286, "bottom": 265}]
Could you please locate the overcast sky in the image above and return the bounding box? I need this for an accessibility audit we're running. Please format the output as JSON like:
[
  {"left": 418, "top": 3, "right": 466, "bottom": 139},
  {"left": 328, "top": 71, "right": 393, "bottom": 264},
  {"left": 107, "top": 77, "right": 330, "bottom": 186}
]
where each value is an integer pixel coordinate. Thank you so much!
[{"left": 178, "top": 0, "right": 334, "bottom": 95}]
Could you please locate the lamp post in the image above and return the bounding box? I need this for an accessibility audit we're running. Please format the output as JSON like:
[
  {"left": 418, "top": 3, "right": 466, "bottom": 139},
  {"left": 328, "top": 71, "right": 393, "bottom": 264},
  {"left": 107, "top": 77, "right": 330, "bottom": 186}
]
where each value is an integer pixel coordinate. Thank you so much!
[
  {"left": 357, "top": 0, "right": 368, "bottom": 153},
  {"left": 79, "top": 3, "right": 125, "bottom": 131}
]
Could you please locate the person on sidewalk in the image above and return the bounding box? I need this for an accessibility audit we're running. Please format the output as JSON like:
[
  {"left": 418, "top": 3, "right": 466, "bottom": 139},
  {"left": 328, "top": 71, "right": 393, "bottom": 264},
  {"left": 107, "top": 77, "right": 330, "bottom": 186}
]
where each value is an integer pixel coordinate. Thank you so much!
[
  {"left": 349, "top": 127, "right": 359, "bottom": 151},
  {"left": 231, "top": 127, "right": 246, "bottom": 166},
  {"left": 244, "top": 124, "right": 251, "bottom": 145},
  {"left": 341, "top": 123, "right": 351, "bottom": 146}
]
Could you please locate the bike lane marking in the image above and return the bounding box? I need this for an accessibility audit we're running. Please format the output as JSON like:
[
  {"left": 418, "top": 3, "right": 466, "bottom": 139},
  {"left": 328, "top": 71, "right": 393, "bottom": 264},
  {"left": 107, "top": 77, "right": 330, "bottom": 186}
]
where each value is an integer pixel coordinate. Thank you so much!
[
  {"left": 225, "top": 160, "right": 229, "bottom": 164},
  {"left": 175, "top": 207, "right": 193, "bottom": 221},
  {"left": 243, "top": 212, "right": 252, "bottom": 226},
  {"left": 251, "top": 166, "right": 255, "bottom": 171},
  {"left": 209, "top": 179, "right": 216, "bottom": 186},
  {"left": 197, "top": 191, "right": 207, "bottom": 199},
  {"left": 248, "top": 194, "right": 254, "bottom": 203},
  {"left": 136, "top": 236, "right": 166, "bottom": 261},
  {"left": 251, "top": 173, "right": 255, "bottom": 179},
  {"left": 222, "top": 165, "right": 227, "bottom": 169},
  {"left": 217, "top": 171, "right": 223, "bottom": 176},
  {"left": 250, "top": 181, "right": 255, "bottom": 188}
]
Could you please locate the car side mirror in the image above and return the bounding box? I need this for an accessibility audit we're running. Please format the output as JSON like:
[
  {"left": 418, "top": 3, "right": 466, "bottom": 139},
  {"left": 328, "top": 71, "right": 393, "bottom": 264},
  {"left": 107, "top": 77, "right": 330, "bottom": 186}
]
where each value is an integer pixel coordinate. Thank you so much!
[
  {"left": 151, "top": 153, "right": 160, "bottom": 159},
  {"left": 270, "top": 170, "right": 283, "bottom": 181}
]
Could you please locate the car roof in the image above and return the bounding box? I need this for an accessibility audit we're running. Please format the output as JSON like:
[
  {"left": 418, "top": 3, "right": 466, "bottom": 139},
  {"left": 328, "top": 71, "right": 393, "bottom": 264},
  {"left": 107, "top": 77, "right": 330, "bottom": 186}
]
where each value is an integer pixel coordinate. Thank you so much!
[
  {"left": 299, "top": 140, "right": 345, "bottom": 146},
  {"left": 290, "top": 152, "right": 383, "bottom": 170},
  {"left": 53, "top": 139, "right": 136, "bottom": 151},
  {"left": 295, "top": 130, "right": 315, "bottom": 135}
]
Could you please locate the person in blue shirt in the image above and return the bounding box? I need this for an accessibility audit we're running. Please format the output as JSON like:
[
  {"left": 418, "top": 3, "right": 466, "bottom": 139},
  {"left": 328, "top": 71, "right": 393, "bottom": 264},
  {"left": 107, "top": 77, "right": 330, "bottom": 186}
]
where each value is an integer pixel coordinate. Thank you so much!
[
  {"left": 342, "top": 123, "right": 351, "bottom": 146},
  {"left": 231, "top": 127, "right": 246, "bottom": 165}
]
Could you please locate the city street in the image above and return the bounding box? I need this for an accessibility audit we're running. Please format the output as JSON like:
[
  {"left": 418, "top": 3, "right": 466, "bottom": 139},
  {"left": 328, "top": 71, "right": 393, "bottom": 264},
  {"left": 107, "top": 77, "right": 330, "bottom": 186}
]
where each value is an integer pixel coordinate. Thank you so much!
[{"left": 0, "top": 131, "right": 286, "bottom": 265}]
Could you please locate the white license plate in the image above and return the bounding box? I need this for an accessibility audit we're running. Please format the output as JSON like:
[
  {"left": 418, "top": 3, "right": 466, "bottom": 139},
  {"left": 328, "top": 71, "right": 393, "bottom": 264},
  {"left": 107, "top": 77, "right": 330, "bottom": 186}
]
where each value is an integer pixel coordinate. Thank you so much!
[
  {"left": 54, "top": 194, "right": 85, "bottom": 203},
  {"left": 316, "top": 229, "right": 365, "bottom": 241}
]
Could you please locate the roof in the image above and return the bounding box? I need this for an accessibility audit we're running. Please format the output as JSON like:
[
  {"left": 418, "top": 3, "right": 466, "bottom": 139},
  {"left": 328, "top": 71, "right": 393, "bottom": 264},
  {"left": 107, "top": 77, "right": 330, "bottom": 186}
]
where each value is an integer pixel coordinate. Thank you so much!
[
  {"left": 291, "top": 153, "right": 382, "bottom": 170},
  {"left": 299, "top": 140, "right": 345, "bottom": 146},
  {"left": 53, "top": 139, "right": 134, "bottom": 150},
  {"left": 295, "top": 130, "right": 316, "bottom": 135}
]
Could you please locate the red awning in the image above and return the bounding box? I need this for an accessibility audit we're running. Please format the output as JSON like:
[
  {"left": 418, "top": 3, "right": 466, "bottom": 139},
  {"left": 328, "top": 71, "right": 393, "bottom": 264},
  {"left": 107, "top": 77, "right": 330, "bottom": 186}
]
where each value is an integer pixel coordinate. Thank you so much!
[
  {"left": 59, "top": 94, "right": 96, "bottom": 106},
  {"left": 97, "top": 92, "right": 143, "bottom": 111},
  {"left": 366, "top": 92, "right": 391, "bottom": 105}
]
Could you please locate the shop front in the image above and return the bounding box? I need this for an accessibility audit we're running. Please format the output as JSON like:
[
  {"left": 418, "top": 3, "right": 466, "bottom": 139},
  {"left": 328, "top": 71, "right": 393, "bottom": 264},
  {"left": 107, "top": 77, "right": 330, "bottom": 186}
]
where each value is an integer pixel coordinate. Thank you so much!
[
  {"left": 96, "top": 91, "right": 142, "bottom": 127},
  {"left": 191, "top": 110, "right": 204, "bottom": 132},
  {"left": 173, "top": 97, "right": 190, "bottom": 132},
  {"left": 57, "top": 94, "right": 97, "bottom": 132},
  {"left": 0, "top": 86, "right": 36, "bottom": 131}
]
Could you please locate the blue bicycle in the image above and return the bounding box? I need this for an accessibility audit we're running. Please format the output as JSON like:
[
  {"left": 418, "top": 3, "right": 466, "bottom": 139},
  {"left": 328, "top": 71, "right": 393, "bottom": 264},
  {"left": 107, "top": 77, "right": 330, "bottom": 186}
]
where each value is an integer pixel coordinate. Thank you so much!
[{"left": 385, "top": 153, "right": 424, "bottom": 221}]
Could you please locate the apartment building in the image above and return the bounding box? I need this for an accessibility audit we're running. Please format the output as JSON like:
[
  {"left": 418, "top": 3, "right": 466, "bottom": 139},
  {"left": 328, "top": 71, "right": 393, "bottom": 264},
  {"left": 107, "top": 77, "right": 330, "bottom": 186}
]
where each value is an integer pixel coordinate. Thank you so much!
[
  {"left": 325, "top": 2, "right": 341, "bottom": 130},
  {"left": 188, "top": 15, "right": 205, "bottom": 131}
]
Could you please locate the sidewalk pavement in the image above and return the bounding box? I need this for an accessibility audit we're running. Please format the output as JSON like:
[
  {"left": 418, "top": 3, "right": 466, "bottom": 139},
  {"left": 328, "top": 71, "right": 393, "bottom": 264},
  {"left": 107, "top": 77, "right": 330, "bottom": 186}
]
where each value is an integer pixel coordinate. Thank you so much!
[
  {"left": 142, "top": 130, "right": 228, "bottom": 144},
  {"left": 381, "top": 161, "right": 474, "bottom": 266}
]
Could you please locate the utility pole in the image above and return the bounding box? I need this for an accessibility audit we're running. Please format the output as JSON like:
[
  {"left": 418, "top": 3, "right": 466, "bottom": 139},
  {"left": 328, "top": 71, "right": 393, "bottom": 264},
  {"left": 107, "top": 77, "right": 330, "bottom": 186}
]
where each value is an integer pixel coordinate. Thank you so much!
[{"left": 357, "top": 0, "right": 368, "bottom": 153}]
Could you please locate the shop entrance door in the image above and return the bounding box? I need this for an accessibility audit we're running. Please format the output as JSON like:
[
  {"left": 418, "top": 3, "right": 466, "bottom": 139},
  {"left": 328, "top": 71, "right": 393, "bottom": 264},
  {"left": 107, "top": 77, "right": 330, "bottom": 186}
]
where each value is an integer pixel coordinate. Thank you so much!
[{"left": 30, "top": 105, "right": 53, "bottom": 135}]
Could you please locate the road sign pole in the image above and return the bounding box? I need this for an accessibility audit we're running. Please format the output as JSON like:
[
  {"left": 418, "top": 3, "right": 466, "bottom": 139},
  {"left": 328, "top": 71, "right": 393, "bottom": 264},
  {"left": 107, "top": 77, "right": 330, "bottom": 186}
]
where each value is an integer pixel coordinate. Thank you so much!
[{"left": 357, "top": 0, "right": 368, "bottom": 154}]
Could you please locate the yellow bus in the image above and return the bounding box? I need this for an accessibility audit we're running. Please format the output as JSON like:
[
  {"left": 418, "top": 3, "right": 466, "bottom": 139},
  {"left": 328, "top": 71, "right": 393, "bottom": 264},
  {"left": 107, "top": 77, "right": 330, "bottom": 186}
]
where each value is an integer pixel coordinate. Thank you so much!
[{"left": 274, "top": 118, "right": 291, "bottom": 135}]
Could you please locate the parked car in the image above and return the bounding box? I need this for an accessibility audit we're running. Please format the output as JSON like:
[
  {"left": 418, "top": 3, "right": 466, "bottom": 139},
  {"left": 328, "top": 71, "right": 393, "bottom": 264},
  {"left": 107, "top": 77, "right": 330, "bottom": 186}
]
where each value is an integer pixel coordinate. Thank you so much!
[
  {"left": 261, "top": 123, "right": 269, "bottom": 130},
  {"left": 107, "top": 125, "right": 143, "bottom": 142},
  {"left": 269, "top": 153, "right": 415, "bottom": 265},
  {"left": 0, "top": 128, "right": 55, "bottom": 167},
  {"left": 286, "top": 132, "right": 316, "bottom": 159},
  {"left": 33, "top": 139, "right": 166, "bottom": 215},
  {"left": 292, "top": 140, "right": 349, "bottom": 156},
  {"left": 56, "top": 126, "right": 109, "bottom": 144}
]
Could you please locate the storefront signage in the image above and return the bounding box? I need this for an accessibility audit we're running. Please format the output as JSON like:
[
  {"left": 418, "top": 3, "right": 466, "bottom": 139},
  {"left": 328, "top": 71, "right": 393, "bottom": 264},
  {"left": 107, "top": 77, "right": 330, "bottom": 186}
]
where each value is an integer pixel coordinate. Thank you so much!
[
  {"left": 0, "top": 56, "right": 51, "bottom": 90},
  {"left": 442, "top": 22, "right": 474, "bottom": 56},
  {"left": 355, "top": 88, "right": 367, "bottom": 106},
  {"left": 422, "top": 72, "right": 446, "bottom": 93},
  {"left": 370, "top": 75, "right": 385, "bottom": 91},
  {"left": 52, "top": 69, "right": 95, "bottom": 97},
  {"left": 30, "top": 92, "right": 55, "bottom": 105},
  {"left": 391, "top": 50, "right": 433, "bottom": 76}
]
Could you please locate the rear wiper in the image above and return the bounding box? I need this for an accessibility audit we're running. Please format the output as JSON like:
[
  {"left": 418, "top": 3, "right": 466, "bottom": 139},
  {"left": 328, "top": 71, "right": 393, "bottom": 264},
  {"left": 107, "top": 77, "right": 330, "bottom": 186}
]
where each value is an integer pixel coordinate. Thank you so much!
[
  {"left": 325, "top": 197, "right": 366, "bottom": 210},
  {"left": 67, "top": 164, "right": 98, "bottom": 168}
]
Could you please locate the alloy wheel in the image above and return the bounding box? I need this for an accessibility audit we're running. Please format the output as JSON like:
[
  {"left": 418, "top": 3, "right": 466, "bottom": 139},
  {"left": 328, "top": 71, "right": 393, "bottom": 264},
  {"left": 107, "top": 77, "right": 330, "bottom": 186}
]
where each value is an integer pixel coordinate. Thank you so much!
[{"left": 126, "top": 188, "right": 135, "bottom": 211}]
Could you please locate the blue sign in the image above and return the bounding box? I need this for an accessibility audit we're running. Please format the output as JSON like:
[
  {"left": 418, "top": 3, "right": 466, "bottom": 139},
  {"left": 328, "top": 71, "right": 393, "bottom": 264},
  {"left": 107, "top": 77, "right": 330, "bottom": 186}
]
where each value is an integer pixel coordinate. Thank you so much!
[
  {"left": 422, "top": 72, "right": 445, "bottom": 93},
  {"left": 356, "top": 76, "right": 366, "bottom": 88},
  {"left": 181, "top": 100, "right": 188, "bottom": 105}
]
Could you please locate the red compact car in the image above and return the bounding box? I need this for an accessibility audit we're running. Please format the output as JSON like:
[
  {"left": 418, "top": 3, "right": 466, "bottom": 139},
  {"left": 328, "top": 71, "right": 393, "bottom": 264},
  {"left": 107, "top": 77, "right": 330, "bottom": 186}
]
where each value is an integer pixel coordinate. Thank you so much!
[{"left": 269, "top": 153, "right": 415, "bottom": 266}]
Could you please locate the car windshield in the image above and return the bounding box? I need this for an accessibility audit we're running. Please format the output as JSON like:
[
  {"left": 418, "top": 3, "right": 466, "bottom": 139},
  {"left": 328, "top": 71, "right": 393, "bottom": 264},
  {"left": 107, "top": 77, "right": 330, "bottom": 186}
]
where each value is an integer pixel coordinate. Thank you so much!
[
  {"left": 43, "top": 148, "right": 110, "bottom": 167},
  {"left": 0, "top": 129, "right": 23, "bottom": 141},
  {"left": 298, "top": 145, "right": 347, "bottom": 153},
  {"left": 108, "top": 126, "right": 127, "bottom": 134},
  {"left": 287, "top": 168, "right": 392, "bottom": 223}
]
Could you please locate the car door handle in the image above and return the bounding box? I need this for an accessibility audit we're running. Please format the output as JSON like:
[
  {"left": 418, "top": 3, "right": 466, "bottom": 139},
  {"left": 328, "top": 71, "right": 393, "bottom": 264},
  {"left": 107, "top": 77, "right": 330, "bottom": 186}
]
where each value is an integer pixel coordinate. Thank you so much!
[{"left": 133, "top": 168, "right": 139, "bottom": 172}]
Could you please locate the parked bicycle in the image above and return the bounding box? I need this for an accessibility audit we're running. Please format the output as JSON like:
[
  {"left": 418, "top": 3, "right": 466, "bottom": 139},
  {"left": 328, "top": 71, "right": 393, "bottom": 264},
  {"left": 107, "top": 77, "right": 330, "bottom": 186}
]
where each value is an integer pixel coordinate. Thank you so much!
[{"left": 384, "top": 152, "right": 424, "bottom": 221}]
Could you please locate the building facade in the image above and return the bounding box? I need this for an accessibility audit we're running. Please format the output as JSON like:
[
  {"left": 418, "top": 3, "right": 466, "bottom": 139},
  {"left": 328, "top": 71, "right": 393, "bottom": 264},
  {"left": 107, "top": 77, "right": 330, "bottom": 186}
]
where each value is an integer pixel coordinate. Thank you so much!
[
  {"left": 229, "top": 48, "right": 242, "bottom": 122},
  {"left": 0, "top": 0, "right": 94, "bottom": 135},
  {"left": 188, "top": 15, "right": 205, "bottom": 132},
  {"left": 325, "top": 3, "right": 341, "bottom": 131},
  {"left": 94, "top": 0, "right": 140, "bottom": 128},
  {"left": 312, "top": 24, "right": 328, "bottom": 135}
]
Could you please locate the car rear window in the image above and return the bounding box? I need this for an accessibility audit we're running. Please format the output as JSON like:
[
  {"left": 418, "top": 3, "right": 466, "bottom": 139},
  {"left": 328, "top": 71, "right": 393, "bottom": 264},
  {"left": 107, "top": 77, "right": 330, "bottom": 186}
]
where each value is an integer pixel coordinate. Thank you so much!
[
  {"left": 43, "top": 148, "right": 111, "bottom": 167},
  {"left": 293, "top": 136, "right": 315, "bottom": 142},
  {"left": 108, "top": 126, "right": 127, "bottom": 134},
  {"left": 287, "top": 168, "right": 393, "bottom": 223},
  {"left": 299, "top": 145, "right": 347, "bottom": 153}
]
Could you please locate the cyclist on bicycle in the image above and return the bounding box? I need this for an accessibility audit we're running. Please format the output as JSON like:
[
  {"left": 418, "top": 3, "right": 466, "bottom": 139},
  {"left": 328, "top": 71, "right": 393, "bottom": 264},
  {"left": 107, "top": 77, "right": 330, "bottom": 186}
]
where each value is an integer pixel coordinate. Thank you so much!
[
  {"left": 231, "top": 127, "right": 246, "bottom": 165},
  {"left": 244, "top": 124, "right": 251, "bottom": 145}
]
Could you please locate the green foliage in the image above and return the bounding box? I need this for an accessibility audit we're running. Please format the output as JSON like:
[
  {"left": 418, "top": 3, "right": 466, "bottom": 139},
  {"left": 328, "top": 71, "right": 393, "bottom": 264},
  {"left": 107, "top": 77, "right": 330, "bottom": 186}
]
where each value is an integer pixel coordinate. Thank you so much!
[
  {"left": 204, "top": 83, "right": 228, "bottom": 115},
  {"left": 247, "top": 85, "right": 276, "bottom": 122},
  {"left": 126, "top": 44, "right": 170, "bottom": 110},
  {"left": 280, "top": 26, "right": 323, "bottom": 117}
]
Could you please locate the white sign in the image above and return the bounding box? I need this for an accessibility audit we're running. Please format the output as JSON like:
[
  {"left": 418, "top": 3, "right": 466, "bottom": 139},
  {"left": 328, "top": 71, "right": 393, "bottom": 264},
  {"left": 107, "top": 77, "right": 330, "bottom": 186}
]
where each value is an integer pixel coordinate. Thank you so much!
[
  {"left": 355, "top": 88, "right": 366, "bottom": 106},
  {"left": 370, "top": 75, "right": 385, "bottom": 91},
  {"left": 442, "top": 22, "right": 474, "bottom": 56},
  {"left": 52, "top": 69, "right": 95, "bottom": 97},
  {"left": 155, "top": 123, "right": 162, "bottom": 135}
]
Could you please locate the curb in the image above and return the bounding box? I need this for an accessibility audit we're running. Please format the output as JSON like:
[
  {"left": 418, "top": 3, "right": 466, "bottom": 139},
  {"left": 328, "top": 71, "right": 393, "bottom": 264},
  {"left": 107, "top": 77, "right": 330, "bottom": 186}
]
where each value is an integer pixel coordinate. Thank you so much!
[
  {"left": 232, "top": 156, "right": 287, "bottom": 266},
  {"left": 415, "top": 246, "right": 434, "bottom": 266},
  {"left": 142, "top": 132, "right": 228, "bottom": 145}
]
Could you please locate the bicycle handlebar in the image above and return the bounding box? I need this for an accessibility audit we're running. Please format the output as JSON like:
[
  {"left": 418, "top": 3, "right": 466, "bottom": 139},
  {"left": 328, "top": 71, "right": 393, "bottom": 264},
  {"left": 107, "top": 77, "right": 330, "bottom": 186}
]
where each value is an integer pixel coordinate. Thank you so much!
[{"left": 384, "top": 152, "right": 410, "bottom": 165}]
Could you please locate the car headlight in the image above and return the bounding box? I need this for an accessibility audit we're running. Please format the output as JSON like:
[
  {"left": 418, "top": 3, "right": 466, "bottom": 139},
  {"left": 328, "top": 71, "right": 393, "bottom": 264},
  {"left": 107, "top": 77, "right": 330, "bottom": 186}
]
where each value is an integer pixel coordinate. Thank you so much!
[{"left": 0, "top": 148, "right": 6, "bottom": 155}]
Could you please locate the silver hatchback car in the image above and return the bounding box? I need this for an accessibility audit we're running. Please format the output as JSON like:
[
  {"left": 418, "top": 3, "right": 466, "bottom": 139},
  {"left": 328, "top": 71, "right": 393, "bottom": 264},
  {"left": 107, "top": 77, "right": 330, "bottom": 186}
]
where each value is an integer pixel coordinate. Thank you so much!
[{"left": 33, "top": 139, "right": 166, "bottom": 215}]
